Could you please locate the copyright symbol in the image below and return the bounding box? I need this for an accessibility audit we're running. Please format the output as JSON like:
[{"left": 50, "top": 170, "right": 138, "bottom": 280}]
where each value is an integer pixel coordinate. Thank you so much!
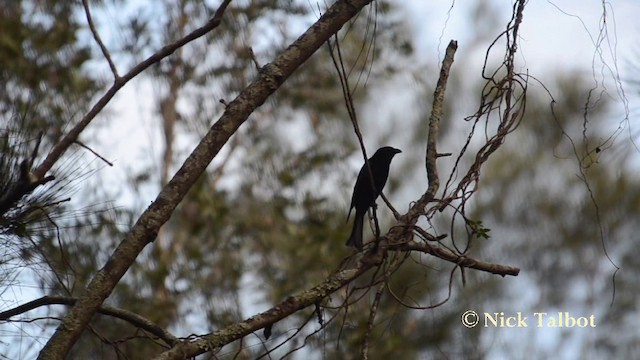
[{"left": 462, "top": 310, "right": 479, "bottom": 328}]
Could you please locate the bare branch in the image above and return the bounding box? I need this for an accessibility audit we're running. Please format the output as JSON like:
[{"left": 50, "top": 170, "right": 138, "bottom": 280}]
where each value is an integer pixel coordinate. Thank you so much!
[
  {"left": 74, "top": 140, "right": 113, "bottom": 167},
  {"left": 33, "top": 0, "right": 234, "bottom": 180},
  {"left": 390, "top": 242, "right": 520, "bottom": 277},
  {"left": 361, "top": 282, "right": 384, "bottom": 359},
  {"left": 426, "top": 40, "right": 457, "bottom": 198},
  {"left": 0, "top": 296, "right": 179, "bottom": 347},
  {"left": 82, "top": 0, "right": 119, "bottom": 79},
  {"left": 366, "top": 40, "right": 458, "bottom": 261},
  {"left": 151, "top": 231, "right": 516, "bottom": 360},
  {"left": 442, "top": 0, "right": 527, "bottom": 208}
]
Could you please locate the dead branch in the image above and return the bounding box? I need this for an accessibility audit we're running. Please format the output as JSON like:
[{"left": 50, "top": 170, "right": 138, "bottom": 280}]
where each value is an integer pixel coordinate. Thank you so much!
[
  {"left": 426, "top": 40, "right": 458, "bottom": 198},
  {"left": 389, "top": 242, "right": 520, "bottom": 277}
]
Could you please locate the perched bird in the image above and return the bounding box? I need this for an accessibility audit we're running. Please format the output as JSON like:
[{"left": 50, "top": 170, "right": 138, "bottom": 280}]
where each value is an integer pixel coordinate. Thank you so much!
[{"left": 346, "top": 146, "right": 401, "bottom": 250}]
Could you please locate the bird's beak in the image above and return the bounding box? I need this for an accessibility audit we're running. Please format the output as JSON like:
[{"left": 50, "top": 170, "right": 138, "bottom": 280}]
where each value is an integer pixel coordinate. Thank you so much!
[{"left": 394, "top": 149, "right": 402, "bottom": 154}]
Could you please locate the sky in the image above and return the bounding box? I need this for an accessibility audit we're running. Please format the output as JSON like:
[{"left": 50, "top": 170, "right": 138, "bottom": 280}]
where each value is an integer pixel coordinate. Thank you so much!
[{"left": 405, "top": 0, "right": 639, "bottom": 70}]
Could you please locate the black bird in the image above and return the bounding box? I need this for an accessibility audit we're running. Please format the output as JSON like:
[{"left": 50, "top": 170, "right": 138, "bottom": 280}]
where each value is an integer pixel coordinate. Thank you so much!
[{"left": 346, "top": 146, "right": 401, "bottom": 250}]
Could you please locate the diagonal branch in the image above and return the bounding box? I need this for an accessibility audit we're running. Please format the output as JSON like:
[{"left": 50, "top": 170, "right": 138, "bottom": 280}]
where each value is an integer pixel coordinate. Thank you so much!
[
  {"left": 153, "top": 264, "right": 372, "bottom": 360},
  {"left": 361, "top": 277, "right": 386, "bottom": 359},
  {"left": 38, "top": 1, "right": 376, "bottom": 359},
  {"left": 33, "top": 0, "right": 233, "bottom": 180}
]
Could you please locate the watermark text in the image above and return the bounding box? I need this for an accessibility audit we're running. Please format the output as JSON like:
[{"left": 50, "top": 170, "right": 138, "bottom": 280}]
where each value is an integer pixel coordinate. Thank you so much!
[{"left": 461, "top": 311, "right": 596, "bottom": 328}]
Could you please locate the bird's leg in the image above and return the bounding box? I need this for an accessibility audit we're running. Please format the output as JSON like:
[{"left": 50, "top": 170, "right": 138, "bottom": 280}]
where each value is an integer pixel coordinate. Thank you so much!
[
  {"left": 369, "top": 205, "right": 383, "bottom": 253},
  {"left": 366, "top": 204, "right": 381, "bottom": 250}
]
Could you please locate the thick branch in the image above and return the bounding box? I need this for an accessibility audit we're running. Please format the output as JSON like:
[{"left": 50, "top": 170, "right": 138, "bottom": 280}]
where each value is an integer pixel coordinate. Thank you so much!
[{"left": 38, "top": 1, "right": 374, "bottom": 359}]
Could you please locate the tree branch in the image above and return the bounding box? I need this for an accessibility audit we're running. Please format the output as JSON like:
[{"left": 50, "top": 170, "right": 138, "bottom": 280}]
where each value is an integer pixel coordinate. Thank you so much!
[
  {"left": 82, "top": 0, "right": 119, "bottom": 79},
  {"left": 33, "top": 0, "right": 233, "bottom": 180},
  {"left": 1, "top": 296, "right": 179, "bottom": 347},
  {"left": 426, "top": 40, "right": 457, "bottom": 198},
  {"left": 152, "top": 266, "right": 371, "bottom": 360},
  {"left": 38, "top": 1, "right": 375, "bottom": 358},
  {"left": 361, "top": 281, "right": 385, "bottom": 359},
  {"left": 390, "top": 241, "right": 520, "bottom": 277}
]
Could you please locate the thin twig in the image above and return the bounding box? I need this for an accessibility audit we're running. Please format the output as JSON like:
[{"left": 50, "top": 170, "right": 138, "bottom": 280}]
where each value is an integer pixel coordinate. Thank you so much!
[
  {"left": 74, "top": 140, "right": 114, "bottom": 166},
  {"left": 248, "top": 48, "right": 261, "bottom": 71},
  {"left": 327, "top": 35, "right": 383, "bottom": 248},
  {"left": 82, "top": 0, "right": 119, "bottom": 79},
  {"left": 34, "top": 0, "right": 234, "bottom": 180},
  {"left": 386, "top": 265, "right": 458, "bottom": 310},
  {"left": 361, "top": 281, "right": 385, "bottom": 359}
]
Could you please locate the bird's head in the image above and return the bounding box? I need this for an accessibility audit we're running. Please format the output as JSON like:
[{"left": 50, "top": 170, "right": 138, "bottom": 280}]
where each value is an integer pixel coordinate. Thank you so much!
[{"left": 373, "top": 146, "right": 402, "bottom": 159}]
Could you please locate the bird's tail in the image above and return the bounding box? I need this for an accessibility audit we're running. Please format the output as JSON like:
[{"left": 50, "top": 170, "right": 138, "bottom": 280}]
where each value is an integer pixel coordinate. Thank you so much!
[{"left": 346, "top": 211, "right": 364, "bottom": 250}]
